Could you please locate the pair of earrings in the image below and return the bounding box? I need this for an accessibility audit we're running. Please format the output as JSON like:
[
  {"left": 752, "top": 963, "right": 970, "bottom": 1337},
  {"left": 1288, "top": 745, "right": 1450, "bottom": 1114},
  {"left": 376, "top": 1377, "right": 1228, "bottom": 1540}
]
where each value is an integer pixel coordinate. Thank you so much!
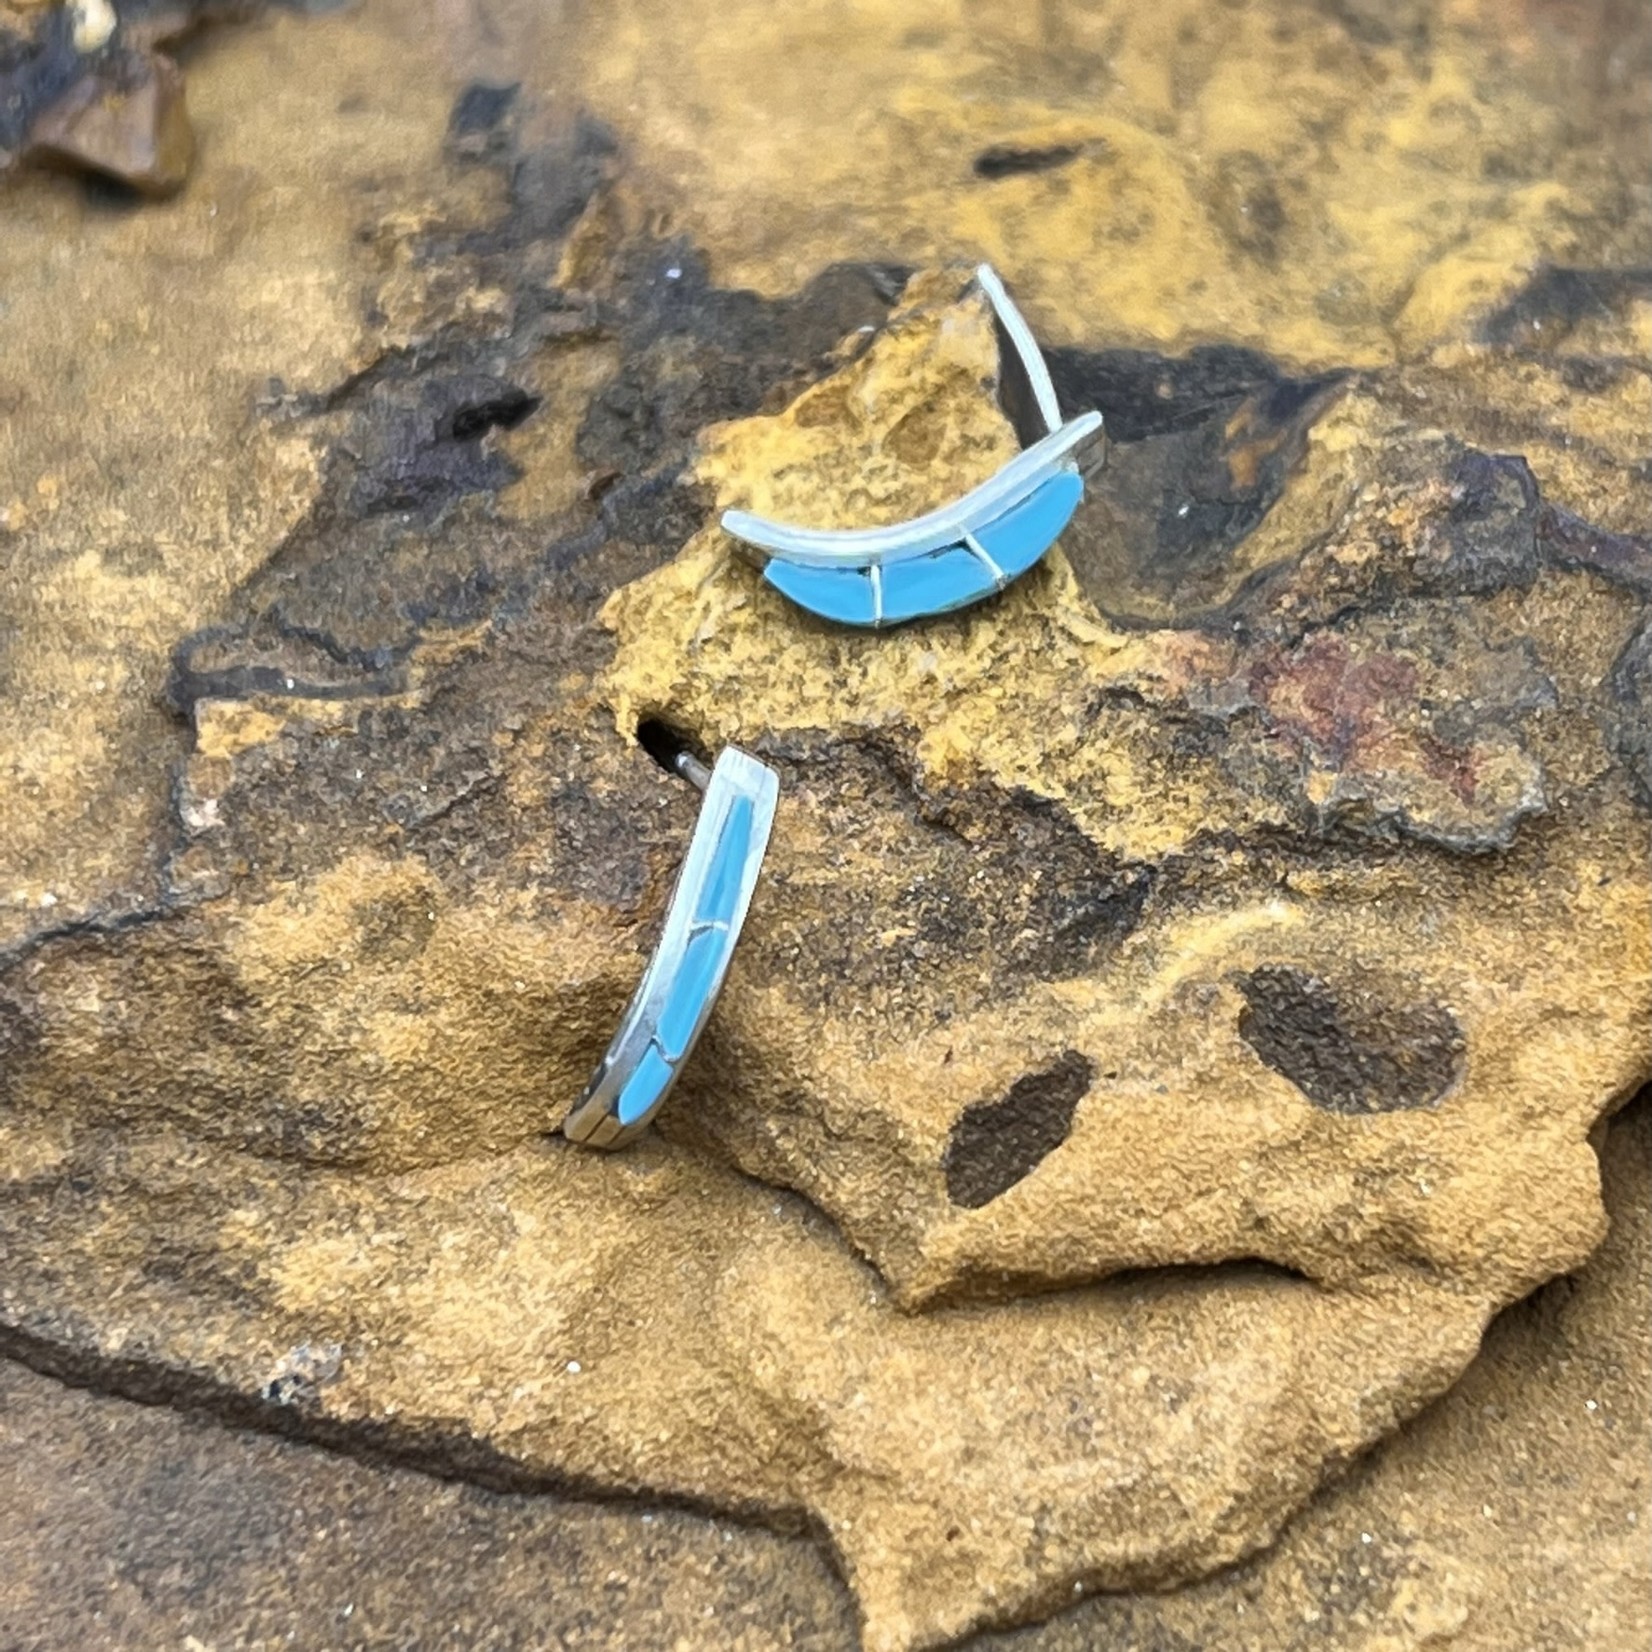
[{"left": 565, "top": 267, "right": 1104, "bottom": 1149}]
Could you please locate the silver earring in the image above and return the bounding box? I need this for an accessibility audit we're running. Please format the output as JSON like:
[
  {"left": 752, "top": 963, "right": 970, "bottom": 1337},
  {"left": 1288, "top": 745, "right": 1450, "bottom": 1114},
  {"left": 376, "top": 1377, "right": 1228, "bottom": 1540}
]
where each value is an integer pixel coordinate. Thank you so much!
[
  {"left": 720, "top": 265, "right": 1104, "bottom": 628},
  {"left": 563, "top": 745, "right": 778, "bottom": 1149}
]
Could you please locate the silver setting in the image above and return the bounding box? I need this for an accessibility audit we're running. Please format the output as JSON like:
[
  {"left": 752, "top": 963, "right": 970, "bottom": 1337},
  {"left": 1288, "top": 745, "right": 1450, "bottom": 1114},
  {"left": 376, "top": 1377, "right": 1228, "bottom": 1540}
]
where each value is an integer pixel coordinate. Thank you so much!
[
  {"left": 719, "top": 264, "right": 1104, "bottom": 571},
  {"left": 563, "top": 746, "right": 779, "bottom": 1151}
]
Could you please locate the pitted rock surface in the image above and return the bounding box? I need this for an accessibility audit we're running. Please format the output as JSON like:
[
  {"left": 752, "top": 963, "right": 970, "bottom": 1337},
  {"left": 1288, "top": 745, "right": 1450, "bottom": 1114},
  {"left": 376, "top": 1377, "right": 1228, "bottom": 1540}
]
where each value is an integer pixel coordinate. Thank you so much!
[
  {"left": 0, "top": 2, "right": 1649, "bottom": 1649},
  {"left": 3, "top": 1096, "right": 1646, "bottom": 1652},
  {"left": 600, "top": 273, "right": 1650, "bottom": 1319}
]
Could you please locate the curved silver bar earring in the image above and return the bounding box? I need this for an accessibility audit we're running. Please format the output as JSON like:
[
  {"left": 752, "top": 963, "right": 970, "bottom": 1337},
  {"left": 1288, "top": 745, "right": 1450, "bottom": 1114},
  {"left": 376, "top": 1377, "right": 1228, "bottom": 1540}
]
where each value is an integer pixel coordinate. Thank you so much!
[
  {"left": 564, "top": 746, "right": 779, "bottom": 1150},
  {"left": 720, "top": 264, "right": 1105, "bottom": 628}
]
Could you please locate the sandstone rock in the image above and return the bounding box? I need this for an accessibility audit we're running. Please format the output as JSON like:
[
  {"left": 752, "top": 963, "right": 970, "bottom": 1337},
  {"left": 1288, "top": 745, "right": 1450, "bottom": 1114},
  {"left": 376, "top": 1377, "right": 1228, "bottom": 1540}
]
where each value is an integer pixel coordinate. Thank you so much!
[
  {"left": 0, "top": 1093, "right": 1643, "bottom": 1652},
  {"left": 2, "top": 260, "right": 1646, "bottom": 1649},
  {"left": 2, "top": 2, "right": 278, "bottom": 194},
  {"left": 0, "top": 1103, "right": 1513, "bottom": 1652},
  {"left": 561, "top": 0, "right": 1652, "bottom": 366},
  {"left": 595, "top": 272, "right": 1649, "bottom": 1327},
  {"left": 28, "top": 48, "right": 192, "bottom": 193},
  {"left": 0, "top": 1, "right": 1647, "bottom": 1648}
]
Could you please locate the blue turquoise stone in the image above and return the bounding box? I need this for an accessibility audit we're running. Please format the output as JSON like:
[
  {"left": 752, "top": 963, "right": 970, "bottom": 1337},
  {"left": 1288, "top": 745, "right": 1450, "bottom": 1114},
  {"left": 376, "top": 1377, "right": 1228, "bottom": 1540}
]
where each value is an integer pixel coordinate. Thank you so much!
[
  {"left": 880, "top": 543, "right": 996, "bottom": 625},
  {"left": 614, "top": 1043, "right": 675, "bottom": 1127},
  {"left": 693, "top": 797, "right": 753, "bottom": 927},
  {"left": 972, "top": 470, "right": 1083, "bottom": 579},
  {"left": 762, "top": 560, "right": 877, "bottom": 625},
  {"left": 762, "top": 470, "right": 1084, "bottom": 626},
  {"left": 655, "top": 927, "right": 727, "bottom": 1060}
]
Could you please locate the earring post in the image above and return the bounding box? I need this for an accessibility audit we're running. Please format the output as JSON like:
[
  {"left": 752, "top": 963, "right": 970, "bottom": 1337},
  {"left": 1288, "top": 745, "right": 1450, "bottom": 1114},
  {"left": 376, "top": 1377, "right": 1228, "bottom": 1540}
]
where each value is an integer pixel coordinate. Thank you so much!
[{"left": 675, "top": 752, "right": 713, "bottom": 793}]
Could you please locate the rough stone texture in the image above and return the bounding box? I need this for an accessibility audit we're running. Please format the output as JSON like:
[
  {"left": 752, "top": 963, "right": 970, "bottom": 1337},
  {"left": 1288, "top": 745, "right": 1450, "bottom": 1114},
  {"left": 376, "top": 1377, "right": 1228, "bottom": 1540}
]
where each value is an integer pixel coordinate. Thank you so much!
[
  {"left": 0, "top": 1, "right": 250, "bottom": 190},
  {"left": 559, "top": 0, "right": 1652, "bottom": 364},
  {"left": 0, "top": 0, "right": 1648, "bottom": 1648},
  {"left": 0, "top": 1108, "right": 1513, "bottom": 1650},
  {"left": 603, "top": 272, "right": 1649, "bottom": 1316},
  {"left": 27, "top": 46, "right": 193, "bottom": 194},
  {"left": 0, "top": 1093, "right": 1645, "bottom": 1652}
]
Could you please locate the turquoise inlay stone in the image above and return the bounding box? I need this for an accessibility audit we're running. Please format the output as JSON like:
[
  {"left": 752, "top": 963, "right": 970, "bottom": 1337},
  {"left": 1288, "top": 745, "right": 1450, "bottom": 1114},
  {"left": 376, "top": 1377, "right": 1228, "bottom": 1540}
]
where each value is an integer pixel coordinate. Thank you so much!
[
  {"left": 763, "top": 560, "right": 877, "bottom": 625},
  {"left": 693, "top": 797, "right": 754, "bottom": 927},
  {"left": 615, "top": 1043, "right": 675, "bottom": 1128},
  {"left": 763, "top": 471, "right": 1083, "bottom": 627},
  {"left": 880, "top": 543, "right": 997, "bottom": 625},
  {"left": 655, "top": 927, "right": 727, "bottom": 1059},
  {"left": 971, "top": 469, "right": 1083, "bottom": 579}
]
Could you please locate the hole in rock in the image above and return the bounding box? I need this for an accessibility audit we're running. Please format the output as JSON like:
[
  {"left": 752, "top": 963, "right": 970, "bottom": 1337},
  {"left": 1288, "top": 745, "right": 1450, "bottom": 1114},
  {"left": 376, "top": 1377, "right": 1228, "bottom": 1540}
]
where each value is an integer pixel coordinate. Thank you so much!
[
  {"left": 445, "top": 387, "right": 540, "bottom": 442},
  {"left": 635, "top": 717, "right": 712, "bottom": 780},
  {"left": 973, "top": 143, "right": 1082, "bottom": 180},
  {"left": 73, "top": 171, "right": 148, "bottom": 212},
  {"left": 1091, "top": 1255, "right": 1317, "bottom": 1294}
]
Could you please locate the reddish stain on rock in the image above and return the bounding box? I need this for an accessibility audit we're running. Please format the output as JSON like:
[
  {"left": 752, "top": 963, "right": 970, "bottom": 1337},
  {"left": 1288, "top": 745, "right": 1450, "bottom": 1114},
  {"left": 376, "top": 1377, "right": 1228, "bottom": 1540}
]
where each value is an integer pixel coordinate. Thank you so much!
[{"left": 1250, "top": 634, "right": 1421, "bottom": 772}]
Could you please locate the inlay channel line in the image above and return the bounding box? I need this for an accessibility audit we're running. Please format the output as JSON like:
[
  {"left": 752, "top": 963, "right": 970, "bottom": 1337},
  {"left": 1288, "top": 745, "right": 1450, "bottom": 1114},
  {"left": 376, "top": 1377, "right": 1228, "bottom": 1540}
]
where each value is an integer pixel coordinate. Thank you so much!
[
  {"left": 720, "top": 264, "right": 1105, "bottom": 627},
  {"left": 563, "top": 745, "right": 779, "bottom": 1149}
]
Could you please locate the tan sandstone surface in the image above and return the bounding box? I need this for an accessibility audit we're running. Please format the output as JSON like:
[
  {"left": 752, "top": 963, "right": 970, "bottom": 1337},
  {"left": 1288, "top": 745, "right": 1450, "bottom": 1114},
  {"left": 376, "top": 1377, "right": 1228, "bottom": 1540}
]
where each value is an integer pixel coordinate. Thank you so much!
[
  {"left": 0, "top": 1094, "right": 1643, "bottom": 1652},
  {"left": 0, "top": 0, "right": 1647, "bottom": 1648}
]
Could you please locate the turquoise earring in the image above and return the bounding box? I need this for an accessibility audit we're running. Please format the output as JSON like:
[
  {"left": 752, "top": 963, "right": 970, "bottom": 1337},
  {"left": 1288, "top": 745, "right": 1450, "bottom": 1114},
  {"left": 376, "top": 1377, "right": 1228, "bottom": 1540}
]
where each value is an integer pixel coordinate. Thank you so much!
[{"left": 720, "top": 265, "right": 1103, "bottom": 628}]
